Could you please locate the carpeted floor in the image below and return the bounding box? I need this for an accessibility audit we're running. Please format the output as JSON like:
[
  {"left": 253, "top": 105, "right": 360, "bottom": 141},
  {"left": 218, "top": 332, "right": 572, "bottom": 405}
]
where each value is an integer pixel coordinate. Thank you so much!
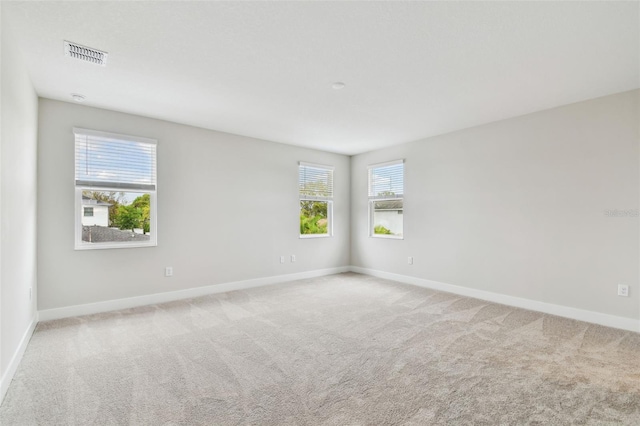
[{"left": 1, "top": 272, "right": 639, "bottom": 425}]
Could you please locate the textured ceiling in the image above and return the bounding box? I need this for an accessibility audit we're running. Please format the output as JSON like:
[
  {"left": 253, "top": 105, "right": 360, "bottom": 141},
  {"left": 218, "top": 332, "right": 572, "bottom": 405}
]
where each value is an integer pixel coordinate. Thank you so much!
[{"left": 3, "top": 1, "right": 639, "bottom": 155}]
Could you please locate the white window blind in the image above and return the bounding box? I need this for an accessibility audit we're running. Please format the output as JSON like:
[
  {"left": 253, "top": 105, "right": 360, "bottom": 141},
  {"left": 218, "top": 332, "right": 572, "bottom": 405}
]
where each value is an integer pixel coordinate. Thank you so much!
[
  {"left": 368, "top": 160, "right": 404, "bottom": 199},
  {"left": 74, "top": 128, "right": 157, "bottom": 191},
  {"left": 299, "top": 162, "right": 334, "bottom": 200}
]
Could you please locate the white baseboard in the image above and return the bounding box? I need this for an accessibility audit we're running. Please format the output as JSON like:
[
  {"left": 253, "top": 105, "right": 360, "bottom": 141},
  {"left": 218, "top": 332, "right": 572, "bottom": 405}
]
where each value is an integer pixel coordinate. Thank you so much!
[
  {"left": 350, "top": 266, "right": 640, "bottom": 333},
  {"left": 39, "top": 266, "right": 351, "bottom": 322},
  {"left": 13, "top": 265, "right": 634, "bottom": 407},
  {"left": 0, "top": 313, "right": 38, "bottom": 405},
  {"left": 33, "top": 263, "right": 639, "bottom": 332}
]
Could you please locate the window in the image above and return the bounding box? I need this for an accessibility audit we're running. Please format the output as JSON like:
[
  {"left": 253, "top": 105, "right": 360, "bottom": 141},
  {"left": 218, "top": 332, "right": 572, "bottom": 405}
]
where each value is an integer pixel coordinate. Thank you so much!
[
  {"left": 299, "top": 162, "right": 334, "bottom": 237},
  {"left": 368, "top": 159, "right": 404, "bottom": 238},
  {"left": 74, "top": 128, "right": 157, "bottom": 249}
]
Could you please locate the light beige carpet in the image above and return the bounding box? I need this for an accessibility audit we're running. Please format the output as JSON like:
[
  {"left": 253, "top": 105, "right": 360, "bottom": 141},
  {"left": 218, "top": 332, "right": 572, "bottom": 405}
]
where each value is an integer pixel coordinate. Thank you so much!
[{"left": 1, "top": 272, "right": 639, "bottom": 425}]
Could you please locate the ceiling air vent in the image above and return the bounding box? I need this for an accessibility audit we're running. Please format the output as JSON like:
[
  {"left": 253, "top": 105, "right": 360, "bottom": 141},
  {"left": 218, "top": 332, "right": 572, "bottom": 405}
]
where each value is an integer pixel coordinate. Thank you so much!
[{"left": 64, "top": 41, "right": 108, "bottom": 66}]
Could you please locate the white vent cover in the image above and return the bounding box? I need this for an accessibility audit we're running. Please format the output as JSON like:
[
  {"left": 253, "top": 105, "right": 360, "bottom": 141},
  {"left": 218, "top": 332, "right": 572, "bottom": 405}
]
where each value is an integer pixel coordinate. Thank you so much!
[{"left": 64, "top": 41, "right": 108, "bottom": 66}]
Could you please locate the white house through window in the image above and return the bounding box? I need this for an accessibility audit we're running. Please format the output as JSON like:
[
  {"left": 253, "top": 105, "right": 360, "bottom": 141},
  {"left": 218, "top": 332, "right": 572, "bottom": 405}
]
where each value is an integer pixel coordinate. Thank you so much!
[{"left": 368, "top": 159, "right": 404, "bottom": 238}]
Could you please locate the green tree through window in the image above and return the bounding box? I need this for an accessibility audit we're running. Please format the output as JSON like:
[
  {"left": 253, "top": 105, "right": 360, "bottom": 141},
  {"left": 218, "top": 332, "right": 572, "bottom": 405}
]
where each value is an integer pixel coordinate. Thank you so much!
[{"left": 299, "top": 162, "right": 333, "bottom": 236}]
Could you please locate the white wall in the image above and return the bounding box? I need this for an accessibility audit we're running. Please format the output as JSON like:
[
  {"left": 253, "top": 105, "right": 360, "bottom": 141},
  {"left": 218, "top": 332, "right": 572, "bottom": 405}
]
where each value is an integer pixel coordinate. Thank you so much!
[
  {"left": 0, "top": 10, "right": 39, "bottom": 398},
  {"left": 38, "top": 99, "right": 350, "bottom": 310},
  {"left": 352, "top": 90, "right": 640, "bottom": 321}
]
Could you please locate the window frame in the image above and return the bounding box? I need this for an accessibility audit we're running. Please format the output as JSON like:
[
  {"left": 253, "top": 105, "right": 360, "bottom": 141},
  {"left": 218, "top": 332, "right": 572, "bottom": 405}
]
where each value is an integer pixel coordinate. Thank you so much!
[
  {"left": 299, "top": 161, "right": 334, "bottom": 239},
  {"left": 368, "top": 159, "right": 404, "bottom": 240},
  {"left": 83, "top": 207, "right": 94, "bottom": 217},
  {"left": 74, "top": 128, "right": 158, "bottom": 250}
]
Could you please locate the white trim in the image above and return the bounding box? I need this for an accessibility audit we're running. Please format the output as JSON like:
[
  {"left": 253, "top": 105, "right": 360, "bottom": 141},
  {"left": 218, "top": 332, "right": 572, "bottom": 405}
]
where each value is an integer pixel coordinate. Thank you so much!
[
  {"left": 369, "top": 194, "right": 404, "bottom": 200},
  {"left": 369, "top": 234, "right": 403, "bottom": 240},
  {"left": 349, "top": 266, "right": 640, "bottom": 333},
  {"left": 73, "top": 127, "right": 157, "bottom": 145},
  {"left": 300, "top": 196, "right": 333, "bottom": 202},
  {"left": 39, "top": 267, "right": 350, "bottom": 321},
  {"left": 298, "top": 161, "right": 335, "bottom": 171},
  {"left": 366, "top": 158, "right": 404, "bottom": 170},
  {"left": 0, "top": 314, "right": 38, "bottom": 405}
]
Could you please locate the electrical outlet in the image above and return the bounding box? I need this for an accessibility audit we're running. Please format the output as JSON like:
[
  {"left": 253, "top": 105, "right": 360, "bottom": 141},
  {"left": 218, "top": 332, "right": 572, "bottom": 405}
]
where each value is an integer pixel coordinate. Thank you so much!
[
  {"left": 408, "top": 256, "right": 413, "bottom": 265},
  {"left": 617, "top": 284, "right": 629, "bottom": 297},
  {"left": 291, "top": 255, "right": 296, "bottom": 263},
  {"left": 165, "top": 266, "right": 173, "bottom": 277},
  {"left": 280, "top": 256, "right": 285, "bottom": 264}
]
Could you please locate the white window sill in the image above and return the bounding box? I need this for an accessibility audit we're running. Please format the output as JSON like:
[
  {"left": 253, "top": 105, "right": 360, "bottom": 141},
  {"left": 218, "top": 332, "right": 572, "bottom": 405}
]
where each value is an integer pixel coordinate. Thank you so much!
[
  {"left": 370, "top": 234, "right": 403, "bottom": 240},
  {"left": 299, "top": 234, "right": 332, "bottom": 239},
  {"left": 75, "top": 241, "right": 157, "bottom": 250}
]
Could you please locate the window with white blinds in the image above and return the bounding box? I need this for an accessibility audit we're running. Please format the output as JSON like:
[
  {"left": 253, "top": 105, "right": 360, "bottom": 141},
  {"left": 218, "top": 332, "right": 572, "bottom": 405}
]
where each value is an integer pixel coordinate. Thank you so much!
[
  {"left": 299, "top": 162, "right": 334, "bottom": 237},
  {"left": 74, "top": 128, "right": 157, "bottom": 191},
  {"left": 368, "top": 160, "right": 404, "bottom": 199},
  {"left": 299, "top": 162, "right": 334, "bottom": 200},
  {"left": 74, "top": 128, "right": 157, "bottom": 250},
  {"left": 368, "top": 160, "right": 404, "bottom": 238}
]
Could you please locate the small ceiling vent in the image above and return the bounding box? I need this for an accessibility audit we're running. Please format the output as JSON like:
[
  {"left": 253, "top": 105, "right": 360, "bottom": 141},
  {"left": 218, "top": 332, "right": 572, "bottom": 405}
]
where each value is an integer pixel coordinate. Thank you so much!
[{"left": 64, "top": 41, "right": 108, "bottom": 66}]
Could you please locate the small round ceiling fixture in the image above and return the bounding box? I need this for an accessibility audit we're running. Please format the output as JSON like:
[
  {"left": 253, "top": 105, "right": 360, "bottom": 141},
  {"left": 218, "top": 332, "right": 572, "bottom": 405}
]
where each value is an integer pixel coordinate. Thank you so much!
[
  {"left": 71, "top": 93, "right": 86, "bottom": 102},
  {"left": 331, "top": 82, "right": 346, "bottom": 90}
]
